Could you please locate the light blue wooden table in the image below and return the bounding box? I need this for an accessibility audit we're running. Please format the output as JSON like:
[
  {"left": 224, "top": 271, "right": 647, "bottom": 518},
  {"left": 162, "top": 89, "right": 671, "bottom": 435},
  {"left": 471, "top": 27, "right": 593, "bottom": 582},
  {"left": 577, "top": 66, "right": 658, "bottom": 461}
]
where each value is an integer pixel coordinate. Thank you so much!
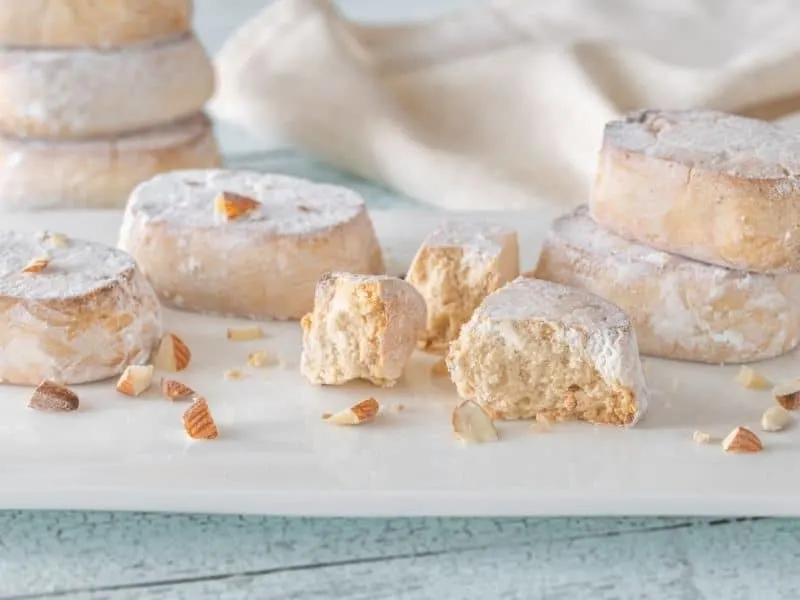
[
  {"left": 3, "top": 511, "right": 798, "bottom": 599},
  {"left": 1, "top": 149, "right": 798, "bottom": 600}
]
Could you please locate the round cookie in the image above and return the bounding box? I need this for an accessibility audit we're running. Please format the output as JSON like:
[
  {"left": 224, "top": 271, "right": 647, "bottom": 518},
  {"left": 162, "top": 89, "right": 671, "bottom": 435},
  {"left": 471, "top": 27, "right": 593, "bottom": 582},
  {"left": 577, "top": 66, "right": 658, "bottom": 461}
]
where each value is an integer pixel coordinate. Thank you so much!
[
  {"left": 119, "top": 170, "right": 386, "bottom": 320},
  {"left": 0, "top": 113, "right": 221, "bottom": 211},
  {"left": 0, "top": 34, "right": 213, "bottom": 139},
  {"left": 534, "top": 206, "right": 800, "bottom": 363},
  {"left": 591, "top": 108, "right": 800, "bottom": 273},
  {"left": 0, "top": 231, "right": 163, "bottom": 385},
  {"left": 0, "top": 0, "right": 191, "bottom": 47}
]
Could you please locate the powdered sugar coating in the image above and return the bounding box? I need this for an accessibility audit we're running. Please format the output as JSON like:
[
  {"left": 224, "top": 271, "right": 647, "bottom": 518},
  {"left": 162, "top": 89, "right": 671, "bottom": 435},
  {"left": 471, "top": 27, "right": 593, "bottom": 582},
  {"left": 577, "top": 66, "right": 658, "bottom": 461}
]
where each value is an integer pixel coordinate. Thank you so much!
[
  {"left": 0, "top": 231, "right": 135, "bottom": 300},
  {"left": 120, "top": 170, "right": 385, "bottom": 320},
  {"left": 126, "top": 169, "right": 368, "bottom": 237},
  {"left": 0, "top": 232, "right": 162, "bottom": 384},
  {"left": 478, "top": 277, "right": 629, "bottom": 331},
  {"left": 606, "top": 109, "right": 800, "bottom": 180},
  {"left": 0, "top": 33, "right": 212, "bottom": 138},
  {"left": 474, "top": 277, "right": 647, "bottom": 422},
  {"left": 425, "top": 220, "right": 516, "bottom": 261},
  {"left": 537, "top": 206, "right": 800, "bottom": 363},
  {"left": 0, "top": 114, "right": 220, "bottom": 211},
  {"left": 549, "top": 206, "right": 677, "bottom": 271}
]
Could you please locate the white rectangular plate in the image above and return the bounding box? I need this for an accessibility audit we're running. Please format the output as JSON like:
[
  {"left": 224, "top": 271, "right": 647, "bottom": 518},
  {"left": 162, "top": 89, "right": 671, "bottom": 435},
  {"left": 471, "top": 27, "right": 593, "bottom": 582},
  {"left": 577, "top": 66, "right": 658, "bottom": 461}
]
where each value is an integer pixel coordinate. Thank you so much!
[{"left": 1, "top": 209, "right": 797, "bottom": 517}]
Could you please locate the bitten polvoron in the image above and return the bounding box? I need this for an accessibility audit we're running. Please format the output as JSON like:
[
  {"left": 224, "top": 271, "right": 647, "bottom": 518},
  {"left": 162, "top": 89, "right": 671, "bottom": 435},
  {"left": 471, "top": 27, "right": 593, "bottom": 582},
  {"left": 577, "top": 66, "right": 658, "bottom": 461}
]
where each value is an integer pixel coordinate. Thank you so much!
[
  {"left": 406, "top": 220, "right": 519, "bottom": 352},
  {"left": 447, "top": 277, "right": 647, "bottom": 426}
]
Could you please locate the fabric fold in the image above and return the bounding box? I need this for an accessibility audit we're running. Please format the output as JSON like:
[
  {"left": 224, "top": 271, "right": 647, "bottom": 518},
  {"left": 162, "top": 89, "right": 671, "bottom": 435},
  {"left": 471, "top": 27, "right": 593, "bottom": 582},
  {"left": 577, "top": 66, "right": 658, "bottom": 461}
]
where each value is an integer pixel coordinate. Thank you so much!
[{"left": 212, "top": 0, "right": 800, "bottom": 210}]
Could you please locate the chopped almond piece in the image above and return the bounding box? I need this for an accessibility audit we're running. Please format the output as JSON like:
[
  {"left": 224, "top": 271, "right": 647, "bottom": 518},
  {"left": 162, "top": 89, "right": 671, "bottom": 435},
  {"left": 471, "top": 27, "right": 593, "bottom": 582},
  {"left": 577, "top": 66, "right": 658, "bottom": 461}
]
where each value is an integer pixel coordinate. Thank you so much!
[
  {"left": 325, "top": 398, "right": 380, "bottom": 426},
  {"left": 21, "top": 257, "right": 49, "bottom": 274},
  {"left": 161, "top": 378, "right": 195, "bottom": 401},
  {"left": 531, "top": 413, "right": 552, "bottom": 433},
  {"left": 226, "top": 325, "right": 264, "bottom": 341},
  {"left": 153, "top": 333, "right": 191, "bottom": 372},
  {"left": 183, "top": 398, "right": 218, "bottom": 440},
  {"left": 452, "top": 400, "right": 498, "bottom": 444},
  {"left": 28, "top": 380, "right": 79, "bottom": 412},
  {"left": 735, "top": 366, "right": 771, "bottom": 389},
  {"left": 430, "top": 359, "right": 449, "bottom": 377},
  {"left": 214, "top": 191, "right": 261, "bottom": 221},
  {"left": 247, "top": 350, "right": 276, "bottom": 368},
  {"left": 721, "top": 426, "right": 763, "bottom": 453},
  {"left": 761, "top": 406, "right": 792, "bottom": 432},
  {"left": 115, "top": 365, "right": 154, "bottom": 397},
  {"left": 773, "top": 379, "right": 800, "bottom": 410},
  {"left": 46, "top": 232, "right": 69, "bottom": 247},
  {"left": 692, "top": 430, "right": 711, "bottom": 444},
  {"left": 224, "top": 368, "right": 244, "bottom": 380}
]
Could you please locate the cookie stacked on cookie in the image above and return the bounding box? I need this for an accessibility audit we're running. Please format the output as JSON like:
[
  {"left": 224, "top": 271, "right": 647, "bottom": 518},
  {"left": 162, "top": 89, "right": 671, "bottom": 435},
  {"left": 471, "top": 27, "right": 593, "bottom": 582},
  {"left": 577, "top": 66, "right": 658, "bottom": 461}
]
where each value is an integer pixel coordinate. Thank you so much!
[
  {"left": 0, "top": 0, "right": 221, "bottom": 211},
  {"left": 535, "top": 109, "right": 800, "bottom": 364}
]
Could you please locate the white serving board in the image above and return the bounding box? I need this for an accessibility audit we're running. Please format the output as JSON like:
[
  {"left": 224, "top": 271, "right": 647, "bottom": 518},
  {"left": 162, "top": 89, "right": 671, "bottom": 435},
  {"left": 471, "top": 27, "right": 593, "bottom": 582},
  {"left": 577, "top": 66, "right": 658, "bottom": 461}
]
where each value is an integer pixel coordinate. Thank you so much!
[{"left": 1, "top": 208, "right": 799, "bottom": 517}]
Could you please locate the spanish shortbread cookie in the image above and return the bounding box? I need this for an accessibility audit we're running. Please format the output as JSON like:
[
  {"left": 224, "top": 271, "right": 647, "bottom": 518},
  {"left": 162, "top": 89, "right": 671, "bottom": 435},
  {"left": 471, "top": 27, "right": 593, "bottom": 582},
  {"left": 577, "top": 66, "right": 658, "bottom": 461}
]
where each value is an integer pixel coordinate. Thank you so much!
[
  {"left": 406, "top": 221, "right": 518, "bottom": 352},
  {"left": 300, "top": 273, "right": 426, "bottom": 387},
  {"left": 0, "top": 113, "right": 220, "bottom": 211},
  {"left": 534, "top": 207, "right": 800, "bottom": 363},
  {"left": 0, "top": 34, "right": 213, "bottom": 138},
  {"left": 591, "top": 108, "right": 800, "bottom": 273},
  {"left": 447, "top": 277, "right": 647, "bottom": 426},
  {"left": 0, "top": 232, "right": 162, "bottom": 385},
  {"left": 119, "top": 170, "right": 386, "bottom": 320},
  {"left": 0, "top": 0, "right": 191, "bottom": 47}
]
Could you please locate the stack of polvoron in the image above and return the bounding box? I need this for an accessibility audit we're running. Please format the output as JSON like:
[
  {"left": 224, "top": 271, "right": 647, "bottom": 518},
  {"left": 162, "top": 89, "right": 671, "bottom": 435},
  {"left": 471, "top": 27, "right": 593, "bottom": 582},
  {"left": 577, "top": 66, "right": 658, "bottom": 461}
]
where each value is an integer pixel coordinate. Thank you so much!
[
  {"left": 534, "top": 108, "right": 800, "bottom": 364},
  {"left": 0, "top": 0, "right": 221, "bottom": 211}
]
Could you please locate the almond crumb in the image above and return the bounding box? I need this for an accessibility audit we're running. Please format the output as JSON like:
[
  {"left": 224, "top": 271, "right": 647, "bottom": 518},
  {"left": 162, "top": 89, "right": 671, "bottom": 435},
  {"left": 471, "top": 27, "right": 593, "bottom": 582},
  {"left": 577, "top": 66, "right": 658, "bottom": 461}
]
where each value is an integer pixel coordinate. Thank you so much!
[
  {"left": 735, "top": 366, "right": 771, "bottom": 390},
  {"left": 531, "top": 413, "right": 552, "bottom": 433},
  {"left": 430, "top": 359, "right": 449, "bottom": 377},
  {"left": 161, "top": 378, "right": 195, "bottom": 401},
  {"left": 214, "top": 191, "right": 261, "bottom": 221},
  {"left": 388, "top": 402, "right": 405, "bottom": 414},
  {"left": 28, "top": 380, "right": 79, "bottom": 412},
  {"left": 247, "top": 350, "right": 276, "bottom": 368},
  {"left": 46, "top": 232, "right": 69, "bottom": 247},
  {"left": 321, "top": 412, "right": 333, "bottom": 420},
  {"left": 226, "top": 325, "right": 264, "bottom": 341},
  {"left": 761, "top": 406, "right": 792, "bottom": 432},
  {"left": 21, "top": 257, "right": 49, "bottom": 274},
  {"left": 183, "top": 398, "right": 218, "bottom": 440},
  {"left": 115, "top": 365, "right": 154, "bottom": 397},
  {"left": 325, "top": 398, "right": 380, "bottom": 425},
  {"left": 773, "top": 379, "right": 800, "bottom": 410},
  {"left": 224, "top": 368, "right": 244, "bottom": 380},
  {"left": 721, "top": 426, "right": 763, "bottom": 453},
  {"left": 692, "top": 430, "right": 711, "bottom": 444},
  {"left": 153, "top": 333, "right": 191, "bottom": 372},
  {"left": 452, "top": 400, "right": 498, "bottom": 444}
]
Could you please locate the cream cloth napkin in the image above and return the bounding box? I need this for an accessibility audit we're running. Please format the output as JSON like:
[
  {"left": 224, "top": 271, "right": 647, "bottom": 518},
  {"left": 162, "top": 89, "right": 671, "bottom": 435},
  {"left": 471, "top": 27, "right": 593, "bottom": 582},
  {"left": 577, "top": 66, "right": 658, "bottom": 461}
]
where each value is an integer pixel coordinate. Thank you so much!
[{"left": 212, "top": 0, "right": 800, "bottom": 210}]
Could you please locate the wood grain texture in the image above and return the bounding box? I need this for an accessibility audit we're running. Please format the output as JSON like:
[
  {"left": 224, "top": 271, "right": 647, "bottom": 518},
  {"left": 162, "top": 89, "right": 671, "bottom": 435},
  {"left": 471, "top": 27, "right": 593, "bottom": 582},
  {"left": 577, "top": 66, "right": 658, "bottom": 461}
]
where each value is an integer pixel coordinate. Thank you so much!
[{"left": 2, "top": 513, "right": 799, "bottom": 599}]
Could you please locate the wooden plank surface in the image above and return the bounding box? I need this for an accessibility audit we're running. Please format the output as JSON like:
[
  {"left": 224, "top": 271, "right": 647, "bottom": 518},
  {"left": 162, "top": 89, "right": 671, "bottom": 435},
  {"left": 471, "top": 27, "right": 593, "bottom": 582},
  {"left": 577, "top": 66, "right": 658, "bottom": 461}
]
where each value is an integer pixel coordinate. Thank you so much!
[{"left": 1, "top": 513, "right": 798, "bottom": 599}]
